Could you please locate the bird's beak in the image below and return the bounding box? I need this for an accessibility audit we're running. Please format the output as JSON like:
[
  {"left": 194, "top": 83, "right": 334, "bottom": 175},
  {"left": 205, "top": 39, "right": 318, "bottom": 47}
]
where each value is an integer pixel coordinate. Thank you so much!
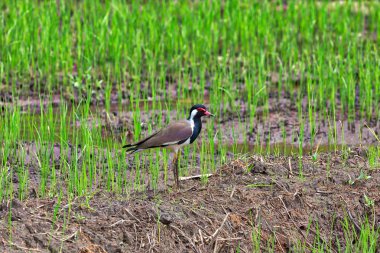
[{"left": 204, "top": 111, "right": 214, "bottom": 117}]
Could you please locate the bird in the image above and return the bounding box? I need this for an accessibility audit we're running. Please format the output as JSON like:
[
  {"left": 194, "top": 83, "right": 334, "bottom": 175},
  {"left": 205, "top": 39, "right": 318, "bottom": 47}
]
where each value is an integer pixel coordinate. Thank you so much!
[{"left": 123, "top": 104, "right": 214, "bottom": 188}]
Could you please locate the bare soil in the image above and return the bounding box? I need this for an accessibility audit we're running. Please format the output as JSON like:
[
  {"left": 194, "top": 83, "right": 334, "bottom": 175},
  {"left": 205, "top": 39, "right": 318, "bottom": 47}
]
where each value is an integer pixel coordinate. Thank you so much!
[{"left": 1, "top": 148, "right": 379, "bottom": 252}]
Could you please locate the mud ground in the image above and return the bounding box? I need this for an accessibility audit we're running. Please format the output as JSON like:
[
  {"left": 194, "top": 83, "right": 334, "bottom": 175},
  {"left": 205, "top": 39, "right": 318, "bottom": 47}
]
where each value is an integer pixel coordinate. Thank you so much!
[{"left": 1, "top": 148, "right": 379, "bottom": 252}]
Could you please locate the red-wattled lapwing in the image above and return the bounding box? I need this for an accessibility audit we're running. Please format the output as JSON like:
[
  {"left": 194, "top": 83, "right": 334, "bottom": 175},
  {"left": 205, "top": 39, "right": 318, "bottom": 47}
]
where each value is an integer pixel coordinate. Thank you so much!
[{"left": 123, "top": 104, "right": 214, "bottom": 188}]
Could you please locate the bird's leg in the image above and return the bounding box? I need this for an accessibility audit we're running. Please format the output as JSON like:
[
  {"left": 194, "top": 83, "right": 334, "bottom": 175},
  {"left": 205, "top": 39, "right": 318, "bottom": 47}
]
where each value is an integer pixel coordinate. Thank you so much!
[{"left": 172, "top": 151, "right": 180, "bottom": 189}]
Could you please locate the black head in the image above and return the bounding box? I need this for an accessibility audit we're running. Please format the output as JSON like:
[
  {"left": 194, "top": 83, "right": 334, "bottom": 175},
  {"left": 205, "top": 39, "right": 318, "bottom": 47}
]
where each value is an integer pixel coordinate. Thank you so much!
[{"left": 188, "top": 104, "right": 214, "bottom": 120}]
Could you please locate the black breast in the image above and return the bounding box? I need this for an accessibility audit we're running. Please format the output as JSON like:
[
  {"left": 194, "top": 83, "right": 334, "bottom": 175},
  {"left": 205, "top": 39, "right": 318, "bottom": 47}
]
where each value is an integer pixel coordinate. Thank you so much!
[{"left": 190, "top": 118, "right": 202, "bottom": 143}]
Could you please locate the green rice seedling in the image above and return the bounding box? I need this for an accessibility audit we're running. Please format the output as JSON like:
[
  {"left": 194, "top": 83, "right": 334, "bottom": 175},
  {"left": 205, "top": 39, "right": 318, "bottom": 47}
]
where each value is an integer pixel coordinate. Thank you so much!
[
  {"left": 367, "top": 146, "right": 380, "bottom": 169},
  {"left": 326, "top": 115, "right": 333, "bottom": 149},
  {"left": 133, "top": 153, "right": 142, "bottom": 191},
  {"left": 0, "top": 105, "right": 21, "bottom": 200},
  {"left": 149, "top": 149, "right": 160, "bottom": 190},
  {"left": 1, "top": 110, "right": 15, "bottom": 169},
  {"left": 161, "top": 148, "right": 169, "bottom": 185},
  {"left": 266, "top": 234, "right": 276, "bottom": 253},
  {"left": 251, "top": 223, "right": 261, "bottom": 253},
  {"left": 88, "top": 127, "right": 98, "bottom": 192},
  {"left": 311, "top": 222, "right": 328, "bottom": 252},
  {"left": 364, "top": 124, "right": 380, "bottom": 168},
  {"left": 230, "top": 122, "right": 237, "bottom": 155},
  {"left": 59, "top": 102, "right": 69, "bottom": 176},
  {"left": 115, "top": 149, "right": 126, "bottom": 194},
  {"left": 297, "top": 114, "right": 305, "bottom": 178},
  {"left": 237, "top": 113, "right": 246, "bottom": 156},
  {"left": 328, "top": 87, "right": 338, "bottom": 153},
  {"left": 7, "top": 184, "right": 14, "bottom": 239},
  {"left": 340, "top": 122, "right": 350, "bottom": 162},
  {"left": 307, "top": 78, "right": 317, "bottom": 149},
  {"left": 254, "top": 128, "right": 263, "bottom": 156},
  {"left": 217, "top": 129, "right": 227, "bottom": 165},
  {"left": 200, "top": 140, "right": 209, "bottom": 184},
  {"left": 281, "top": 122, "right": 287, "bottom": 155},
  {"left": 0, "top": 167, "right": 10, "bottom": 202},
  {"left": 326, "top": 154, "right": 331, "bottom": 179},
  {"left": 311, "top": 139, "right": 322, "bottom": 162},
  {"left": 16, "top": 145, "right": 28, "bottom": 201},
  {"left": 106, "top": 147, "right": 115, "bottom": 192},
  {"left": 359, "top": 216, "right": 379, "bottom": 252},
  {"left": 1, "top": 0, "right": 379, "bottom": 125},
  {"left": 265, "top": 123, "right": 271, "bottom": 155},
  {"left": 67, "top": 139, "right": 78, "bottom": 196},
  {"left": 332, "top": 115, "right": 338, "bottom": 153},
  {"left": 52, "top": 190, "right": 63, "bottom": 224},
  {"left": 35, "top": 128, "right": 53, "bottom": 197},
  {"left": 131, "top": 100, "right": 142, "bottom": 144},
  {"left": 120, "top": 148, "right": 132, "bottom": 195},
  {"left": 340, "top": 215, "right": 379, "bottom": 253},
  {"left": 181, "top": 145, "right": 191, "bottom": 178}
]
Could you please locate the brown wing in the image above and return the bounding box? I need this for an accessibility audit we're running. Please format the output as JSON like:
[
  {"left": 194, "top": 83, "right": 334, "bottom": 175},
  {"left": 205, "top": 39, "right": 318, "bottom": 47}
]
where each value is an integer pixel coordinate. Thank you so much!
[
  {"left": 123, "top": 120, "right": 192, "bottom": 152},
  {"left": 138, "top": 120, "right": 192, "bottom": 149}
]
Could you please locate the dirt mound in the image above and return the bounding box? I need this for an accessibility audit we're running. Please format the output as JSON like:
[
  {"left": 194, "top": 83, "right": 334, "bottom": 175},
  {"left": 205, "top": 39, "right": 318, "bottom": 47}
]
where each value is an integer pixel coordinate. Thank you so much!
[{"left": 1, "top": 148, "right": 379, "bottom": 252}]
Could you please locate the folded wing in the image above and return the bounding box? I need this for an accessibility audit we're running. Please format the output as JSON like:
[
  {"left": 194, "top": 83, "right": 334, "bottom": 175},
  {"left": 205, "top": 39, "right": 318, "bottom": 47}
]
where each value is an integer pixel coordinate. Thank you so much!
[{"left": 123, "top": 120, "right": 192, "bottom": 153}]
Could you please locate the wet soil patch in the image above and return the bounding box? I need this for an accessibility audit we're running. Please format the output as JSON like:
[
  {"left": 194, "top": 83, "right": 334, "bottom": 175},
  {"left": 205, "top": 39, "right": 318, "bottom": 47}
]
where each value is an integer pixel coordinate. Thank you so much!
[{"left": 1, "top": 148, "right": 379, "bottom": 252}]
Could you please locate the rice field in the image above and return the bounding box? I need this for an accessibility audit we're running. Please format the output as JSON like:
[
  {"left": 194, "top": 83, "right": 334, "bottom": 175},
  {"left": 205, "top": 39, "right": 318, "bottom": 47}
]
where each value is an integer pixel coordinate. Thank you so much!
[{"left": 0, "top": 1, "right": 379, "bottom": 252}]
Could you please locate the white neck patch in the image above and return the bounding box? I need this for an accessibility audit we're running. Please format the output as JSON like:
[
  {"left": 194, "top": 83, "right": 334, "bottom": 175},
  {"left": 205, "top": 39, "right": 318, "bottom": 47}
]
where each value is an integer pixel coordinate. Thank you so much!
[{"left": 189, "top": 109, "right": 198, "bottom": 121}]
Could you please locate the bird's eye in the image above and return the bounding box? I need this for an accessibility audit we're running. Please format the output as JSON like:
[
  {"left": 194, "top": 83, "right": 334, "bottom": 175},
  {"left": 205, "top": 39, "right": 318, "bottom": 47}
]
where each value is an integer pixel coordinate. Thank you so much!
[{"left": 197, "top": 108, "right": 206, "bottom": 112}]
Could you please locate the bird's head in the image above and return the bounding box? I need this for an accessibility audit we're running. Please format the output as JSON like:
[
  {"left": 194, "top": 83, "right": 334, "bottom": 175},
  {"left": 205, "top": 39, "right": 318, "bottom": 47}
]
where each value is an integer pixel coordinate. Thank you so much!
[{"left": 188, "top": 104, "right": 214, "bottom": 120}]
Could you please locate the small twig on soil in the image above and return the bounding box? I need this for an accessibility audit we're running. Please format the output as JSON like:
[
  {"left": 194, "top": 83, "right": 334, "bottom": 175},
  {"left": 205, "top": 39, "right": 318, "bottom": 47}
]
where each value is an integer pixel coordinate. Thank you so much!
[
  {"left": 271, "top": 179, "right": 290, "bottom": 194},
  {"left": 37, "top": 200, "right": 55, "bottom": 209},
  {"left": 180, "top": 174, "right": 213, "bottom": 181},
  {"left": 364, "top": 122, "right": 380, "bottom": 143},
  {"left": 61, "top": 230, "right": 79, "bottom": 242},
  {"left": 133, "top": 223, "right": 138, "bottom": 251},
  {"left": 213, "top": 239, "right": 219, "bottom": 253},
  {"left": 193, "top": 222, "right": 212, "bottom": 239},
  {"left": 199, "top": 229, "right": 204, "bottom": 245},
  {"left": 217, "top": 237, "right": 243, "bottom": 241},
  {"left": 315, "top": 189, "right": 334, "bottom": 194},
  {"left": 278, "top": 196, "right": 291, "bottom": 219},
  {"left": 147, "top": 231, "right": 156, "bottom": 252},
  {"left": 339, "top": 195, "right": 362, "bottom": 234},
  {"left": 125, "top": 208, "right": 141, "bottom": 223},
  {"left": 347, "top": 210, "right": 361, "bottom": 233},
  {"left": 230, "top": 186, "right": 236, "bottom": 199},
  {"left": 109, "top": 219, "right": 131, "bottom": 227},
  {"left": 288, "top": 157, "right": 293, "bottom": 178},
  {"left": 7, "top": 241, "right": 42, "bottom": 252},
  {"left": 170, "top": 225, "right": 200, "bottom": 253},
  {"left": 209, "top": 213, "right": 230, "bottom": 246}
]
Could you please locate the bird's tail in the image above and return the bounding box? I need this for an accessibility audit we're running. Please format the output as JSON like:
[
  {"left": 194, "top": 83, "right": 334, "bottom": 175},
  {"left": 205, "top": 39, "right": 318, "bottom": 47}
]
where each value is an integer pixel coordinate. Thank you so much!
[{"left": 122, "top": 143, "right": 139, "bottom": 154}]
